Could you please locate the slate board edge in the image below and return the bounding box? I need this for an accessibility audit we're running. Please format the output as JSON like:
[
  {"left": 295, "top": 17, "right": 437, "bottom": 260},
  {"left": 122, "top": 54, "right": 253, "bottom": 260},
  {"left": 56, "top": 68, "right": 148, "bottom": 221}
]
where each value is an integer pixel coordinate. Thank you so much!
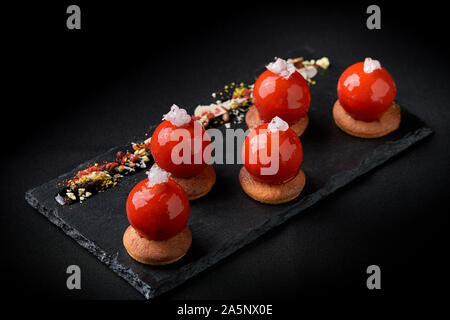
[{"left": 24, "top": 126, "right": 433, "bottom": 299}]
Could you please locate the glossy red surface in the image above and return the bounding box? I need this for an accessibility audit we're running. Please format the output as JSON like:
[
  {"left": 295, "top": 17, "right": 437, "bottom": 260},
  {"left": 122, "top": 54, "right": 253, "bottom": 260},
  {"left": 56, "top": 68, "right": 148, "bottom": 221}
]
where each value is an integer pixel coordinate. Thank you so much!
[
  {"left": 242, "top": 123, "right": 303, "bottom": 185},
  {"left": 253, "top": 70, "right": 311, "bottom": 125},
  {"left": 150, "top": 119, "right": 211, "bottom": 178},
  {"left": 337, "top": 61, "right": 396, "bottom": 122},
  {"left": 126, "top": 179, "right": 190, "bottom": 241}
]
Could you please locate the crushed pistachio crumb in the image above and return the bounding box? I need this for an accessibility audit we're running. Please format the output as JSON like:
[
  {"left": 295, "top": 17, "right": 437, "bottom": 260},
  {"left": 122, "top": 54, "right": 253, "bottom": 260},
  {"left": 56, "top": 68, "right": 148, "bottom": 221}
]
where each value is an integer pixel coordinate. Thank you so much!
[
  {"left": 316, "top": 57, "right": 330, "bottom": 69},
  {"left": 66, "top": 192, "right": 76, "bottom": 201}
]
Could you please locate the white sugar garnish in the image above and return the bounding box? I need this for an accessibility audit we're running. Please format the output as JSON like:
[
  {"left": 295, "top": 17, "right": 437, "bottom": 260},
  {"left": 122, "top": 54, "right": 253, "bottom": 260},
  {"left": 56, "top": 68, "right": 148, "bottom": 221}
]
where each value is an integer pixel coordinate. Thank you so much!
[
  {"left": 266, "top": 58, "right": 296, "bottom": 79},
  {"left": 267, "top": 116, "right": 289, "bottom": 133},
  {"left": 146, "top": 165, "right": 171, "bottom": 188},
  {"left": 363, "top": 57, "right": 381, "bottom": 73},
  {"left": 162, "top": 104, "right": 191, "bottom": 126}
]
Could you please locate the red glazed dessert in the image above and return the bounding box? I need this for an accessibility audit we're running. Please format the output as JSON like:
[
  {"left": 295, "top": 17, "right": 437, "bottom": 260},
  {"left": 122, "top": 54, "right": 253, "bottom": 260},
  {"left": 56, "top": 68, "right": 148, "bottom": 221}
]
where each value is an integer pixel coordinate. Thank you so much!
[
  {"left": 333, "top": 58, "right": 401, "bottom": 138},
  {"left": 243, "top": 120, "right": 303, "bottom": 185},
  {"left": 126, "top": 176, "right": 189, "bottom": 241},
  {"left": 150, "top": 105, "right": 216, "bottom": 199},
  {"left": 246, "top": 58, "right": 310, "bottom": 136},
  {"left": 123, "top": 166, "right": 192, "bottom": 265},
  {"left": 239, "top": 116, "right": 306, "bottom": 204}
]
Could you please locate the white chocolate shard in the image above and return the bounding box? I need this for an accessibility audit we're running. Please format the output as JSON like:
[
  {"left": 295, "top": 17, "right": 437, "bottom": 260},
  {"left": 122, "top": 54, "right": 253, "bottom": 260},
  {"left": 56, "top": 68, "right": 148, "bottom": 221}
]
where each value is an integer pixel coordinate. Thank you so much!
[{"left": 298, "top": 65, "right": 318, "bottom": 80}]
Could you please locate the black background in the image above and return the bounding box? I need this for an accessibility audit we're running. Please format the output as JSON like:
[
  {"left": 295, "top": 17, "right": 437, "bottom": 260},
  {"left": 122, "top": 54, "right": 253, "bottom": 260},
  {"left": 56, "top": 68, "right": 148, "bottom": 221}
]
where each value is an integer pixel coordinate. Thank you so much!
[{"left": 2, "top": 0, "right": 449, "bottom": 309}]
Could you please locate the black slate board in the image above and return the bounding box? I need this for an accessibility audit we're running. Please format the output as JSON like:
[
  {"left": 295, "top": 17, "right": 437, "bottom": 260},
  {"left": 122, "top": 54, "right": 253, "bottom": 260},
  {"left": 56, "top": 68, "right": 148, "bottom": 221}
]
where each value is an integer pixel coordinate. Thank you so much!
[{"left": 25, "top": 52, "right": 433, "bottom": 299}]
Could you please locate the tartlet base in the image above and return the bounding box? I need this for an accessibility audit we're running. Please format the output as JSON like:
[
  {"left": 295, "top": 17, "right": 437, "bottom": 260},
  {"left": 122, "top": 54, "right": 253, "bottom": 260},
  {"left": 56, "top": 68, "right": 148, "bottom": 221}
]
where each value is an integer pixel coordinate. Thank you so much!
[
  {"left": 123, "top": 226, "right": 192, "bottom": 265},
  {"left": 238, "top": 167, "right": 306, "bottom": 204},
  {"left": 333, "top": 100, "right": 401, "bottom": 138}
]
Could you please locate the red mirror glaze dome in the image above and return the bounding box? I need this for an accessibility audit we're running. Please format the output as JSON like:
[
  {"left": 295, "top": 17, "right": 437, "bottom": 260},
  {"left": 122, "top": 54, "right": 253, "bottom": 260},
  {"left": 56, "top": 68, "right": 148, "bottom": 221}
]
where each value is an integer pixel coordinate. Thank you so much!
[
  {"left": 126, "top": 179, "right": 190, "bottom": 241},
  {"left": 253, "top": 70, "right": 311, "bottom": 125},
  {"left": 150, "top": 119, "right": 211, "bottom": 178},
  {"left": 242, "top": 123, "right": 303, "bottom": 185},
  {"left": 337, "top": 61, "right": 396, "bottom": 122}
]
